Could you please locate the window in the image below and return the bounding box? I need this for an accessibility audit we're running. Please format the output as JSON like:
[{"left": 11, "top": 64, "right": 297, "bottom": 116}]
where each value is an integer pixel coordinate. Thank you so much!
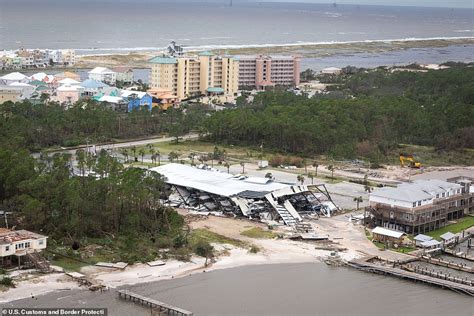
[
  {"left": 5, "top": 246, "right": 9, "bottom": 251},
  {"left": 442, "top": 193, "right": 445, "bottom": 197},
  {"left": 436, "top": 194, "right": 439, "bottom": 198},
  {"left": 418, "top": 201, "right": 421, "bottom": 206},
  {"left": 412, "top": 202, "right": 416, "bottom": 207}
]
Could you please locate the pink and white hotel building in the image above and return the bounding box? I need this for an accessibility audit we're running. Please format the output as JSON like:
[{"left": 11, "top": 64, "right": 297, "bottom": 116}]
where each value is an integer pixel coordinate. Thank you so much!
[{"left": 237, "top": 55, "right": 301, "bottom": 89}]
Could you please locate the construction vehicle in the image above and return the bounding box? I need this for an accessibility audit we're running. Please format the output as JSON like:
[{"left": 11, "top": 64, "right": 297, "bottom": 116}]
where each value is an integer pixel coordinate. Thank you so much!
[{"left": 399, "top": 153, "right": 422, "bottom": 168}]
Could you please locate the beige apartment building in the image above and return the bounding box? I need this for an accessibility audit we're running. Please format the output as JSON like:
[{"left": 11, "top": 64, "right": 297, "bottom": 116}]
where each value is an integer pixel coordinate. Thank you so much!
[
  {"left": 149, "top": 52, "right": 239, "bottom": 101},
  {"left": 238, "top": 55, "right": 301, "bottom": 89}
]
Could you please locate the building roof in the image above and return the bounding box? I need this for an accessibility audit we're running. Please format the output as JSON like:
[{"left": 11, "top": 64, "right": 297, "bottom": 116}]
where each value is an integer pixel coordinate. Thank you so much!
[
  {"left": 57, "top": 84, "right": 83, "bottom": 92},
  {"left": 1, "top": 72, "right": 27, "bottom": 81},
  {"left": 151, "top": 163, "right": 289, "bottom": 198},
  {"left": 8, "top": 82, "right": 33, "bottom": 87},
  {"left": 370, "top": 179, "right": 462, "bottom": 203},
  {"left": 98, "top": 95, "right": 124, "bottom": 104},
  {"left": 112, "top": 66, "right": 133, "bottom": 73},
  {"left": 81, "top": 79, "right": 109, "bottom": 89},
  {"left": 148, "top": 56, "right": 178, "bottom": 64},
  {"left": 58, "top": 78, "right": 80, "bottom": 85},
  {"left": 121, "top": 90, "right": 147, "bottom": 99},
  {"left": 29, "top": 80, "right": 47, "bottom": 86},
  {"left": 414, "top": 234, "right": 433, "bottom": 242},
  {"left": 440, "top": 232, "right": 456, "bottom": 240},
  {"left": 420, "top": 239, "right": 441, "bottom": 247},
  {"left": 35, "top": 85, "right": 50, "bottom": 91},
  {"left": 89, "top": 67, "right": 115, "bottom": 75},
  {"left": 0, "top": 229, "right": 47, "bottom": 245},
  {"left": 198, "top": 51, "right": 214, "bottom": 56},
  {"left": 207, "top": 87, "right": 225, "bottom": 93},
  {"left": 372, "top": 226, "right": 405, "bottom": 239},
  {"left": 29, "top": 72, "right": 48, "bottom": 81}
]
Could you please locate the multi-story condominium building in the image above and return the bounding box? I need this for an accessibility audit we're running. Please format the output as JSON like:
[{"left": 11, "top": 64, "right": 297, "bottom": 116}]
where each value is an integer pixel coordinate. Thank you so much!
[
  {"left": 61, "top": 49, "right": 76, "bottom": 66},
  {"left": 88, "top": 67, "right": 117, "bottom": 85},
  {"left": 149, "top": 52, "right": 239, "bottom": 101},
  {"left": 368, "top": 178, "right": 473, "bottom": 234},
  {"left": 237, "top": 55, "right": 301, "bottom": 89}
]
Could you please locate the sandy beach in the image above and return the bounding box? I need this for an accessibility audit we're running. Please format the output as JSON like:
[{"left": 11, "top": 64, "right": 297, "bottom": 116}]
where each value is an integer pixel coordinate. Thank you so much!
[{"left": 75, "top": 37, "right": 474, "bottom": 68}]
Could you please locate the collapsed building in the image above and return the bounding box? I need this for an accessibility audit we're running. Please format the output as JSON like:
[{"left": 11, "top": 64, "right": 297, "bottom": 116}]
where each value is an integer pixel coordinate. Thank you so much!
[{"left": 152, "top": 163, "right": 338, "bottom": 226}]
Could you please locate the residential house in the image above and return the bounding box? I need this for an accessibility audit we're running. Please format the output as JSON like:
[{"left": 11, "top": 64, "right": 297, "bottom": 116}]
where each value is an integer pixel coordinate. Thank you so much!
[
  {"left": 420, "top": 239, "right": 441, "bottom": 250},
  {"left": 56, "top": 84, "right": 84, "bottom": 105},
  {"left": 55, "top": 71, "right": 81, "bottom": 82},
  {"left": 0, "top": 86, "right": 22, "bottom": 104},
  {"left": 0, "top": 228, "right": 48, "bottom": 268},
  {"left": 97, "top": 95, "right": 126, "bottom": 111},
  {"left": 58, "top": 78, "right": 81, "bottom": 85},
  {"left": 368, "top": 179, "right": 473, "bottom": 234},
  {"left": 112, "top": 66, "right": 134, "bottom": 84},
  {"left": 8, "top": 82, "right": 35, "bottom": 99},
  {"left": 440, "top": 232, "right": 457, "bottom": 246},
  {"left": 47, "top": 50, "right": 63, "bottom": 64},
  {"left": 80, "top": 79, "right": 110, "bottom": 97},
  {"left": 321, "top": 67, "right": 343, "bottom": 75},
  {"left": 414, "top": 234, "right": 433, "bottom": 247},
  {"left": 371, "top": 226, "right": 406, "bottom": 245},
  {"left": 61, "top": 49, "right": 76, "bottom": 65},
  {"left": 17, "top": 49, "right": 34, "bottom": 68},
  {"left": 147, "top": 87, "right": 179, "bottom": 109},
  {"left": 0, "top": 72, "right": 28, "bottom": 85},
  {"left": 88, "top": 67, "right": 117, "bottom": 85},
  {"left": 121, "top": 90, "right": 152, "bottom": 112}
]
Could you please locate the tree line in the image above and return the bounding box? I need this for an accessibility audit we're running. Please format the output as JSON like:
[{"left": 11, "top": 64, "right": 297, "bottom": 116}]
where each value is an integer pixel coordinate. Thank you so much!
[
  {"left": 204, "top": 65, "right": 474, "bottom": 160},
  {"left": 0, "top": 100, "right": 209, "bottom": 152}
]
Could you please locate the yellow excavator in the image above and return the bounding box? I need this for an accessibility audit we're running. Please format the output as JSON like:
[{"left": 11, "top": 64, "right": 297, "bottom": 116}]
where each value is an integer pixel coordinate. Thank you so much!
[{"left": 399, "top": 153, "right": 422, "bottom": 168}]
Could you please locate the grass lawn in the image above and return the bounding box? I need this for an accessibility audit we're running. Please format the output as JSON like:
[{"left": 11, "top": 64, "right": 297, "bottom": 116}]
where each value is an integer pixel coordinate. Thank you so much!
[
  {"left": 426, "top": 216, "right": 474, "bottom": 241},
  {"left": 240, "top": 227, "right": 278, "bottom": 239}
]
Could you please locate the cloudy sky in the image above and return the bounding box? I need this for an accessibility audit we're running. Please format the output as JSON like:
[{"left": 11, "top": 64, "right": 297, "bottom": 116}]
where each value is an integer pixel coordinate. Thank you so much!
[{"left": 261, "top": 0, "right": 472, "bottom": 8}]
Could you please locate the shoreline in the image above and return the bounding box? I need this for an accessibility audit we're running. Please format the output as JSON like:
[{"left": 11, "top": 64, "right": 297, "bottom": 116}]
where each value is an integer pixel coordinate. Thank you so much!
[{"left": 74, "top": 37, "right": 474, "bottom": 68}]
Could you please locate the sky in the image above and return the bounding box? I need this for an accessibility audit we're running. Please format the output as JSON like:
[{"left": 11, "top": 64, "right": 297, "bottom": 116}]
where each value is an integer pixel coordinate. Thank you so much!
[{"left": 262, "top": 0, "right": 473, "bottom": 8}]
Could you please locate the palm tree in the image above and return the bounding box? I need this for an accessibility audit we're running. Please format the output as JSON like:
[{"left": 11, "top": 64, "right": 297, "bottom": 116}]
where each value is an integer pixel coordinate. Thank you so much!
[
  {"left": 307, "top": 172, "right": 314, "bottom": 184},
  {"left": 131, "top": 146, "right": 137, "bottom": 162},
  {"left": 156, "top": 150, "right": 161, "bottom": 166},
  {"left": 297, "top": 174, "right": 305, "bottom": 185},
  {"left": 120, "top": 148, "right": 129, "bottom": 163},
  {"left": 328, "top": 164, "right": 335, "bottom": 179},
  {"left": 169, "top": 151, "right": 179, "bottom": 163},
  {"left": 139, "top": 148, "right": 146, "bottom": 163},
  {"left": 224, "top": 162, "right": 230, "bottom": 173},
  {"left": 189, "top": 153, "right": 197, "bottom": 166},
  {"left": 313, "top": 161, "right": 319, "bottom": 177},
  {"left": 303, "top": 158, "right": 308, "bottom": 174},
  {"left": 353, "top": 196, "right": 363, "bottom": 210}
]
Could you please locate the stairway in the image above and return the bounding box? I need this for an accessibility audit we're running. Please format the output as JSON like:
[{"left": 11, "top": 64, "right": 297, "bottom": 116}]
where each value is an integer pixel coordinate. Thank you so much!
[
  {"left": 25, "top": 251, "right": 51, "bottom": 273},
  {"left": 275, "top": 205, "right": 297, "bottom": 226}
]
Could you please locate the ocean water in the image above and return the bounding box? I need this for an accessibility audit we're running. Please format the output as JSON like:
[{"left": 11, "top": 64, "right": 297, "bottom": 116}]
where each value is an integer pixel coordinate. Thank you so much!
[
  {"left": 5, "top": 263, "right": 473, "bottom": 316},
  {"left": 0, "top": 0, "right": 473, "bottom": 53}
]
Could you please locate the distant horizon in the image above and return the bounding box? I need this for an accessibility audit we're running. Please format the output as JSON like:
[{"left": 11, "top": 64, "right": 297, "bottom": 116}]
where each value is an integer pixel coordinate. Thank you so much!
[{"left": 1, "top": 0, "right": 473, "bottom": 9}]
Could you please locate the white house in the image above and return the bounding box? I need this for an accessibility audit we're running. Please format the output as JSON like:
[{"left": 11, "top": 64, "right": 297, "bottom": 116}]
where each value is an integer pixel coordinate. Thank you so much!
[
  {"left": 88, "top": 67, "right": 117, "bottom": 85},
  {"left": 0, "top": 72, "right": 28, "bottom": 85},
  {"left": 0, "top": 229, "right": 48, "bottom": 266},
  {"left": 112, "top": 66, "right": 134, "bottom": 84},
  {"left": 321, "top": 67, "right": 342, "bottom": 75},
  {"left": 440, "top": 232, "right": 457, "bottom": 246},
  {"left": 414, "top": 234, "right": 433, "bottom": 247}
]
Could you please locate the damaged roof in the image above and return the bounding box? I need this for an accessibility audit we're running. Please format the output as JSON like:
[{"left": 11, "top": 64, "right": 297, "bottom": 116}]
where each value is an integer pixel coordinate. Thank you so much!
[{"left": 151, "top": 163, "right": 289, "bottom": 197}]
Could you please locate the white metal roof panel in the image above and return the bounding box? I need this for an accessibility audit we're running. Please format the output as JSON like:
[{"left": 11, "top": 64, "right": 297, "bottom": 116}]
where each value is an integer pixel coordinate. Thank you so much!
[
  {"left": 151, "top": 164, "right": 289, "bottom": 197},
  {"left": 372, "top": 226, "right": 405, "bottom": 238}
]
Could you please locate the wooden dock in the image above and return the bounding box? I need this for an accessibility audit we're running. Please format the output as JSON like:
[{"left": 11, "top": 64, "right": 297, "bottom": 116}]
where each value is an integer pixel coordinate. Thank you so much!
[
  {"left": 117, "top": 290, "right": 193, "bottom": 315},
  {"left": 348, "top": 258, "right": 474, "bottom": 296}
]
